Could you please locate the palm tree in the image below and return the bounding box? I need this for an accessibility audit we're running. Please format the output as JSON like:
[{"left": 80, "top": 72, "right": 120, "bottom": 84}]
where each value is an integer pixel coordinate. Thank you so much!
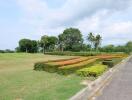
[
  {"left": 40, "top": 35, "right": 49, "bottom": 54},
  {"left": 94, "top": 34, "right": 102, "bottom": 51},
  {"left": 87, "top": 32, "right": 95, "bottom": 50},
  {"left": 58, "top": 34, "right": 65, "bottom": 52}
]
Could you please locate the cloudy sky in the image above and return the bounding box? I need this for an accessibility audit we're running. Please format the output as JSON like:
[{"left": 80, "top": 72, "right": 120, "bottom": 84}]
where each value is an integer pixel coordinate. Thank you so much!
[{"left": 0, "top": 0, "right": 132, "bottom": 50}]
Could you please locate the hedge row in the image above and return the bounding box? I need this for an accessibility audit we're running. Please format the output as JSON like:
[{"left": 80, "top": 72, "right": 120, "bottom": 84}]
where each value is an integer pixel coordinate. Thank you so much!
[
  {"left": 45, "top": 51, "right": 102, "bottom": 56},
  {"left": 58, "top": 58, "right": 98, "bottom": 75},
  {"left": 76, "top": 64, "right": 107, "bottom": 77},
  {"left": 97, "top": 54, "right": 127, "bottom": 60},
  {"left": 54, "top": 57, "right": 93, "bottom": 66},
  {"left": 43, "top": 57, "right": 79, "bottom": 63},
  {"left": 34, "top": 57, "right": 90, "bottom": 72},
  {"left": 102, "top": 58, "right": 123, "bottom": 68}
]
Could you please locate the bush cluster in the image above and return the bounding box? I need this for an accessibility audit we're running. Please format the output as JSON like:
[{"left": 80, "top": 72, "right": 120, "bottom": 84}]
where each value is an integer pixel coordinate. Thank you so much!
[{"left": 76, "top": 64, "right": 107, "bottom": 77}]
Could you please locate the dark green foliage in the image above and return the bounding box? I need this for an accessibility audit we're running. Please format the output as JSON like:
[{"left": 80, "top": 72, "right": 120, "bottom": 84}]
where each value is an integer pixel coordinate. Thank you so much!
[
  {"left": 100, "top": 41, "right": 132, "bottom": 54},
  {"left": 102, "top": 58, "right": 122, "bottom": 68},
  {"left": 31, "top": 40, "right": 38, "bottom": 53},
  {"left": 58, "top": 28, "right": 83, "bottom": 51},
  {"left": 102, "top": 60, "right": 114, "bottom": 68},
  {"left": 18, "top": 39, "right": 38, "bottom": 53},
  {"left": 34, "top": 62, "right": 45, "bottom": 71},
  {"left": 100, "top": 45, "right": 115, "bottom": 52},
  {"left": 40, "top": 35, "right": 58, "bottom": 53},
  {"left": 34, "top": 62, "right": 59, "bottom": 72},
  {"left": 0, "top": 49, "right": 14, "bottom": 53},
  {"left": 0, "top": 50, "right": 5, "bottom": 53}
]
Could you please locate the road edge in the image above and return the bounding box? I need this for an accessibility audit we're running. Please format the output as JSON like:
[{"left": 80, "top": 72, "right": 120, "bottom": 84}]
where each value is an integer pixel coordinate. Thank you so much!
[{"left": 69, "top": 55, "right": 131, "bottom": 100}]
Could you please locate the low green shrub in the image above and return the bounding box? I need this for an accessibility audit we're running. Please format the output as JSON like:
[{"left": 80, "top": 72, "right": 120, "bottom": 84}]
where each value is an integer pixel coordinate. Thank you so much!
[
  {"left": 104, "top": 59, "right": 112, "bottom": 61},
  {"left": 34, "top": 62, "right": 60, "bottom": 72},
  {"left": 58, "top": 58, "right": 98, "bottom": 75},
  {"left": 102, "top": 61, "right": 114, "bottom": 68},
  {"left": 102, "top": 58, "right": 122, "bottom": 68},
  {"left": 76, "top": 64, "right": 107, "bottom": 77},
  {"left": 34, "top": 62, "right": 45, "bottom": 71}
]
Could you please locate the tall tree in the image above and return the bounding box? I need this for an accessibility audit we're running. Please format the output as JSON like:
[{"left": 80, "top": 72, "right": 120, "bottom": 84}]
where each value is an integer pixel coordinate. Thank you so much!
[
  {"left": 94, "top": 34, "right": 102, "bottom": 50},
  {"left": 58, "top": 34, "right": 65, "bottom": 52},
  {"left": 19, "top": 39, "right": 32, "bottom": 53},
  {"left": 125, "top": 41, "right": 132, "bottom": 54},
  {"left": 40, "top": 35, "right": 49, "bottom": 54},
  {"left": 87, "top": 33, "right": 102, "bottom": 51},
  {"left": 31, "top": 40, "right": 38, "bottom": 53},
  {"left": 87, "top": 32, "right": 95, "bottom": 49},
  {"left": 47, "top": 36, "right": 58, "bottom": 51},
  {"left": 60, "top": 28, "right": 83, "bottom": 51}
]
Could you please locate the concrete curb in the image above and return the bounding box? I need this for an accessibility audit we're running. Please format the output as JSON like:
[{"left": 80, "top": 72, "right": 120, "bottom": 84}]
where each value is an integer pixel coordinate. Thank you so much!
[{"left": 69, "top": 56, "right": 131, "bottom": 100}]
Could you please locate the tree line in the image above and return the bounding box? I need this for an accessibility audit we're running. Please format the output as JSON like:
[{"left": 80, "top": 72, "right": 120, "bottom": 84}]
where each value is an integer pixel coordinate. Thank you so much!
[{"left": 15, "top": 27, "right": 132, "bottom": 54}]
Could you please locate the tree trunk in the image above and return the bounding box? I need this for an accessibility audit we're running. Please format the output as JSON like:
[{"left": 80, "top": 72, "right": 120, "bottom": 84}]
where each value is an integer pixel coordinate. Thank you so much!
[
  {"left": 61, "top": 47, "right": 63, "bottom": 52},
  {"left": 26, "top": 48, "right": 28, "bottom": 53},
  {"left": 43, "top": 45, "right": 45, "bottom": 54}
]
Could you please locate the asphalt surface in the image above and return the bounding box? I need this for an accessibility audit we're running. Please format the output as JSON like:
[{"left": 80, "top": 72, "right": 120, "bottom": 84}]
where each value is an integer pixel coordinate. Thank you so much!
[{"left": 96, "top": 57, "right": 132, "bottom": 100}]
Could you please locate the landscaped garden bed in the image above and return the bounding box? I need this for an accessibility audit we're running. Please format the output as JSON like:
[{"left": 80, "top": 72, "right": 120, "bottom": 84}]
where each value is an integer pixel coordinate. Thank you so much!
[
  {"left": 34, "top": 57, "right": 97, "bottom": 73},
  {"left": 34, "top": 54, "right": 127, "bottom": 76}
]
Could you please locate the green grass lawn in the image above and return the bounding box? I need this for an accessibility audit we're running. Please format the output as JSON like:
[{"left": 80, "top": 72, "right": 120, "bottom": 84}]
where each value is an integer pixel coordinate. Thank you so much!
[{"left": 0, "top": 53, "right": 84, "bottom": 100}]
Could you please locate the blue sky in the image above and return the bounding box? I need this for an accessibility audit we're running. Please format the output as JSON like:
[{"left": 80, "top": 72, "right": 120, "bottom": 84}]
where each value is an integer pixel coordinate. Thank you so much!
[{"left": 0, "top": 0, "right": 132, "bottom": 50}]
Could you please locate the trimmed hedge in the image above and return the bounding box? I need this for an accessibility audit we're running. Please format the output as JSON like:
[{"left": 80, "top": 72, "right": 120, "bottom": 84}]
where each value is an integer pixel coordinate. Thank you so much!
[
  {"left": 102, "top": 60, "right": 114, "bottom": 68},
  {"left": 58, "top": 58, "right": 98, "bottom": 75},
  {"left": 55, "top": 57, "right": 93, "bottom": 66},
  {"left": 102, "top": 58, "right": 123, "bottom": 68},
  {"left": 45, "top": 51, "right": 102, "bottom": 56},
  {"left": 97, "top": 54, "right": 127, "bottom": 60},
  {"left": 43, "top": 57, "right": 79, "bottom": 63},
  {"left": 34, "top": 61, "right": 61, "bottom": 72},
  {"left": 34, "top": 57, "right": 94, "bottom": 72},
  {"left": 34, "top": 62, "right": 45, "bottom": 71},
  {"left": 76, "top": 64, "right": 107, "bottom": 77}
]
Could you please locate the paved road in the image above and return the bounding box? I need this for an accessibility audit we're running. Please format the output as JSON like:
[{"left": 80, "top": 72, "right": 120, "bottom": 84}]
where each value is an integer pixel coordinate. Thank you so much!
[{"left": 96, "top": 57, "right": 132, "bottom": 100}]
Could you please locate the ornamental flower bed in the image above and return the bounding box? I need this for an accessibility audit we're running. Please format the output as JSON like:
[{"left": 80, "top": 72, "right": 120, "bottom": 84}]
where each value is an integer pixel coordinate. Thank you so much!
[
  {"left": 43, "top": 57, "right": 79, "bottom": 63},
  {"left": 34, "top": 53, "right": 126, "bottom": 75},
  {"left": 34, "top": 57, "right": 93, "bottom": 72},
  {"left": 54, "top": 57, "right": 93, "bottom": 66},
  {"left": 58, "top": 58, "right": 98, "bottom": 75}
]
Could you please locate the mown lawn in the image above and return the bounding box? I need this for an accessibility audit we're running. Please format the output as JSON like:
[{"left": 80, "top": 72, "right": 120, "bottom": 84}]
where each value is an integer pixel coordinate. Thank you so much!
[{"left": 0, "top": 53, "right": 84, "bottom": 100}]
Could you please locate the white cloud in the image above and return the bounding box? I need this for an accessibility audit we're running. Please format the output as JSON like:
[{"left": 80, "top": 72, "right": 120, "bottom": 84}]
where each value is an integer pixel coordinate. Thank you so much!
[
  {"left": 17, "top": 0, "right": 132, "bottom": 27},
  {"left": 15, "top": 0, "right": 132, "bottom": 47}
]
